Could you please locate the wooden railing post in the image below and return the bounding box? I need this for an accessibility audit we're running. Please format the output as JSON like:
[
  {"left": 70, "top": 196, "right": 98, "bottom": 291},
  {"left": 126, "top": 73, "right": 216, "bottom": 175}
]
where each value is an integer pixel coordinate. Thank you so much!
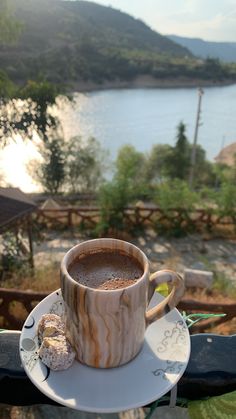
[
  {"left": 68, "top": 208, "right": 73, "bottom": 230},
  {"left": 27, "top": 214, "right": 34, "bottom": 269}
]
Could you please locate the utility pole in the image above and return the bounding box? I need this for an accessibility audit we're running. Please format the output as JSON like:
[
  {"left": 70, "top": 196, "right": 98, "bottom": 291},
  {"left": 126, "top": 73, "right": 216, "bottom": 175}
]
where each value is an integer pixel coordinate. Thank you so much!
[
  {"left": 215, "top": 135, "right": 225, "bottom": 189},
  {"left": 189, "top": 87, "right": 204, "bottom": 188}
]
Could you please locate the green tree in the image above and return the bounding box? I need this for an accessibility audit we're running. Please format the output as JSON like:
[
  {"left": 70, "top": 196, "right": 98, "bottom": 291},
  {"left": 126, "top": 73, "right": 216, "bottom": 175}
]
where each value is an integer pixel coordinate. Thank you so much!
[
  {"left": 0, "top": 0, "right": 23, "bottom": 44},
  {"left": 203, "top": 58, "right": 225, "bottom": 80},
  {"left": 18, "top": 79, "right": 62, "bottom": 141},
  {"left": 145, "top": 143, "right": 173, "bottom": 184},
  {"left": 96, "top": 178, "right": 130, "bottom": 236},
  {"left": 228, "top": 153, "right": 236, "bottom": 184},
  {"left": 0, "top": 78, "right": 64, "bottom": 146},
  {"left": 0, "top": 231, "right": 27, "bottom": 273},
  {"left": 154, "top": 179, "right": 199, "bottom": 236},
  {"left": 149, "top": 121, "right": 214, "bottom": 187},
  {"left": 0, "top": 69, "right": 16, "bottom": 98},
  {"left": 65, "top": 136, "right": 107, "bottom": 194},
  {"left": 214, "top": 182, "right": 236, "bottom": 216},
  {"left": 192, "top": 145, "right": 215, "bottom": 187},
  {"left": 30, "top": 137, "right": 66, "bottom": 194},
  {"left": 155, "top": 179, "right": 199, "bottom": 210},
  {"left": 96, "top": 144, "right": 149, "bottom": 235},
  {"left": 115, "top": 144, "right": 148, "bottom": 199},
  {"left": 168, "top": 122, "right": 190, "bottom": 180}
]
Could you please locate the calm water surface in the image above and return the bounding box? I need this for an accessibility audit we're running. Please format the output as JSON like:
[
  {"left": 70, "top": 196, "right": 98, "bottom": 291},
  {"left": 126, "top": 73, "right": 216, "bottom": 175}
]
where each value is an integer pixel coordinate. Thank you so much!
[
  {"left": 2, "top": 85, "right": 236, "bottom": 191},
  {"left": 59, "top": 84, "right": 236, "bottom": 161}
]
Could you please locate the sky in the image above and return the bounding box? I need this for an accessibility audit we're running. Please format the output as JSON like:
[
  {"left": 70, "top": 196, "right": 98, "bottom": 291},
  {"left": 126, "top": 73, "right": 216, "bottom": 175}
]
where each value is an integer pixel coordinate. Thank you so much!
[{"left": 92, "top": 0, "right": 236, "bottom": 42}]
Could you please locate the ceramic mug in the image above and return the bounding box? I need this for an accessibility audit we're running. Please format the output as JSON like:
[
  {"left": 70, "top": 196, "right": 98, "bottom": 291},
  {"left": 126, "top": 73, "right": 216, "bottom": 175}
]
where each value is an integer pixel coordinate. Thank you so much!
[{"left": 60, "top": 238, "right": 185, "bottom": 368}]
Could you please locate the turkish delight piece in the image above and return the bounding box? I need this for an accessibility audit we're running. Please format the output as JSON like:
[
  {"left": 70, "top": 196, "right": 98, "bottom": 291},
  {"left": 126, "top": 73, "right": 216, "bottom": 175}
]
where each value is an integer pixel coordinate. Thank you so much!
[{"left": 39, "top": 335, "right": 75, "bottom": 371}]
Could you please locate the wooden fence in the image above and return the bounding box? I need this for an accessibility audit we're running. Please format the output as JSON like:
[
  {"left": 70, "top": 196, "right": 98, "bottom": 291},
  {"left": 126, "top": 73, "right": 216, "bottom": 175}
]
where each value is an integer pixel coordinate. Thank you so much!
[
  {"left": 35, "top": 206, "right": 236, "bottom": 234},
  {"left": 1, "top": 287, "right": 236, "bottom": 332}
]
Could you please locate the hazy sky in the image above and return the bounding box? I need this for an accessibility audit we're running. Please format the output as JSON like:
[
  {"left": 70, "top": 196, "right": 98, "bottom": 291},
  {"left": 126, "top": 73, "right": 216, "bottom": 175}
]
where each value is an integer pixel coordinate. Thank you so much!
[{"left": 92, "top": 0, "right": 236, "bottom": 42}]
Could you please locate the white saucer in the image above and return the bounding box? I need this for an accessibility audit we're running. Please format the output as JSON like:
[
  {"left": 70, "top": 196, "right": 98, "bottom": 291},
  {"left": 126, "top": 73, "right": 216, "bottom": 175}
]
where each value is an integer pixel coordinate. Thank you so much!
[{"left": 20, "top": 289, "right": 190, "bottom": 413}]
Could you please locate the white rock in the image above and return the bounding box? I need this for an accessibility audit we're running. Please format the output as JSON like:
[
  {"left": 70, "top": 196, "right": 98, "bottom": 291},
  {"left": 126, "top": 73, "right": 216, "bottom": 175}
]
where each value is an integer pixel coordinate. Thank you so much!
[
  {"left": 153, "top": 243, "right": 168, "bottom": 254},
  {"left": 184, "top": 268, "right": 213, "bottom": 288}
]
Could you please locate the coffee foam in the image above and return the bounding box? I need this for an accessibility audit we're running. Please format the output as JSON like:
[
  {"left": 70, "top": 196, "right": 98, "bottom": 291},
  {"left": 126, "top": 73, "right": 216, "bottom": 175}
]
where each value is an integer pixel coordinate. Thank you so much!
[{"left": 68, "top": 249, "right": 144, "bottom": 290}]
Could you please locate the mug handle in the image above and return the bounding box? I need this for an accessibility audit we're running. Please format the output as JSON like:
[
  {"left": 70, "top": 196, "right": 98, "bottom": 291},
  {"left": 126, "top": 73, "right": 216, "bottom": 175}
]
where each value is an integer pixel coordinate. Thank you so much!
[{"left": 145, "top": 269, "right": 185, "bottom": 325}]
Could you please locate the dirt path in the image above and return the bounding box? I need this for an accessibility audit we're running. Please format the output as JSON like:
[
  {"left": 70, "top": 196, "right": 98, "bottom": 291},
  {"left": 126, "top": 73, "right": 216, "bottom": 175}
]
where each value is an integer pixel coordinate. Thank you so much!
[{"left": 34, "top": 230, "right": 236, "bottom": 287}]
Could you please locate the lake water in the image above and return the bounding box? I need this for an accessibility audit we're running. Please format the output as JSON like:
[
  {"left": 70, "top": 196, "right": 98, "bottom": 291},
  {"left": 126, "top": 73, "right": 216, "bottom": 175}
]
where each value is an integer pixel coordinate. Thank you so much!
[{"left": 1, "top": 84, "right": 236, "bottom": 192}]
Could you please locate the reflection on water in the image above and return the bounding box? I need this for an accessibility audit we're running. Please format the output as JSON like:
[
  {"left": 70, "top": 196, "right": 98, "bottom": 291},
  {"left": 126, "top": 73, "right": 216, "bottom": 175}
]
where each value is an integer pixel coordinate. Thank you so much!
[
  {"left": 0, "top": 134, "right": 42, "bottom": 192},
  {"left": 1, "top": 85, "right": 236, "bottom": 192}
]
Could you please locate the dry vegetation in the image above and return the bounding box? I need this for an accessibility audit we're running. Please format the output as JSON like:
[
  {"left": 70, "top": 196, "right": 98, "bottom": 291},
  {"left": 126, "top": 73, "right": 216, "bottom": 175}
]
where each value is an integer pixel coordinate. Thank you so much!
[
  {"left": 2, "top": 262, "right": 60, "bottom": 293},
  {"left": 183, "top": 288, "right": 236, "bottom": 335},
  {"left": 1, "top": 259, "right": 236, "bottom": 335}
]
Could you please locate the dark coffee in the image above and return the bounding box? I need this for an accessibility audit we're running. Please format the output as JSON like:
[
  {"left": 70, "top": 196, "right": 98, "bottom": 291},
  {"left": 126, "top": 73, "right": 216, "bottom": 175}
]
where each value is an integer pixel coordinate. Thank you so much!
[{"left": 68, "top": 250, "right": 144, "bottom": 290}]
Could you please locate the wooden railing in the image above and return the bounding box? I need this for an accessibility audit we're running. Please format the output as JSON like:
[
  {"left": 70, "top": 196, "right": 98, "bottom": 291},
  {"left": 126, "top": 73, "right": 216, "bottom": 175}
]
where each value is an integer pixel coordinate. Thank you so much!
[
  {"left": 1, "top": 287, "right": 236, "bottom": 332},
  {"left": 0, "top": 288, "right": 47, "bottom": 330},
  {"left": 35, "top": 207, "right": 99, "bottom": 229},
  {"left": 35, "top": 206, "right": 236, "bottom": 234}
]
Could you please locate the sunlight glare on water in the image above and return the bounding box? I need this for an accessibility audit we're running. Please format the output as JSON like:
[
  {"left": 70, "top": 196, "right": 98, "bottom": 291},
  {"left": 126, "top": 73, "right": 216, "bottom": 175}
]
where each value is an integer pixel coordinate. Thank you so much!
[
  {"left": 0, "top": 134, "right": 42, "bottom": 192},
  {"left": 1, "top": 85, "right": 236, "bottom": 192}
]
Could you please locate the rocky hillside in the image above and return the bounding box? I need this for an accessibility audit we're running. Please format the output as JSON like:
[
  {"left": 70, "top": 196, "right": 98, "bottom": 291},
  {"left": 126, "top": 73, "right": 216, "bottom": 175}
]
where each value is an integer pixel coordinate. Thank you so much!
[{"left": 1, "top": 0, "right": 236, "bottom": 86}]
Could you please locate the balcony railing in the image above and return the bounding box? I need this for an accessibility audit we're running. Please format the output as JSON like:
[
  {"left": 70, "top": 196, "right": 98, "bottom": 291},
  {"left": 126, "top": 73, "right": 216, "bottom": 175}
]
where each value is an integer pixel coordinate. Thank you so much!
[
  {"left": 1, "top": 287, "right": 236, "bottom": 332},
  {"left": 0, "top": 330, "right": 235, "bottom": 415}
]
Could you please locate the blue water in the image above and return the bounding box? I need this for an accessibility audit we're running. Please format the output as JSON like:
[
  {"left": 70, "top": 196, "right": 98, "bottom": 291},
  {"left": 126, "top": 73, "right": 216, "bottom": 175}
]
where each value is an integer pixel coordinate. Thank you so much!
[
  {"left": 2, "top": 84, "right": 236, "bottom": 192},
  {"left": 59, "top": 84, "right": 236, "bottom": 162}
]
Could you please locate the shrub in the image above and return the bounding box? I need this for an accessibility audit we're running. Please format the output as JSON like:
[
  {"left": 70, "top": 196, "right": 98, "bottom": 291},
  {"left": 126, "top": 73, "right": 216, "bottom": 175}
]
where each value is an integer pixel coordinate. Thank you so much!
[
  {"left": 115, "top": 144, "right": 149, "bottom": 199},
  {"left": 214, "top": 182, "right": 236, "bottom": 217},
  {"left": 154, "top": 179, "right": 199, "bottom": 236},
  {"left": 154, "top": 179, "right": 199, "bottom": 210},
  {"left": 29, "top": 137, "right": 66, "bottom": 194},
  {"left": 65, "top": 136, "right": 107, "bottom": 194},
  {"left": 0, "top": 232, "right": 28, "bottom": 275},
  {"left": 95, "top": 179, "right": 130, "bottom": 236}
]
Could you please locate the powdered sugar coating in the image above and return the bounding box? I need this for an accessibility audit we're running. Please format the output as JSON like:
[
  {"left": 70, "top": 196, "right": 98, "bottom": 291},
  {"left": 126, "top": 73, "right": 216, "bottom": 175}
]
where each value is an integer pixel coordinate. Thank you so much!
[
  {"left": 37, "top": 314, "right": 65, "bottom": 345},
  {"left": 39, "top": 335, "right": 76, "bottom": 371}
]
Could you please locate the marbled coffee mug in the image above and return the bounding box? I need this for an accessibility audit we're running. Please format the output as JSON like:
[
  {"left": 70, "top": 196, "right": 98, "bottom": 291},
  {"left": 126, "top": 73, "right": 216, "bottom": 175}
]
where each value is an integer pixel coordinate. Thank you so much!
[{"left": 60, "top": 238, "right": 185, "bottom": 368}]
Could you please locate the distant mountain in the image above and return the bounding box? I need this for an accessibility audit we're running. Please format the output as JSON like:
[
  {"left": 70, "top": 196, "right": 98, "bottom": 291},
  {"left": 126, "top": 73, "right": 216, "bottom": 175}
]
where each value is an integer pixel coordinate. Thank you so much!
[
  {"left": 12, "top": 0, "right": 191, "bottom": 57},
  {"left": 1, "top": 0, "right": 236, "bottom": 87},
  {"left": 0, "top": 0, "right": 191, "bottom": 84},
  {"left": 168, "top": 35, "right": 236, "bottom": 63}
]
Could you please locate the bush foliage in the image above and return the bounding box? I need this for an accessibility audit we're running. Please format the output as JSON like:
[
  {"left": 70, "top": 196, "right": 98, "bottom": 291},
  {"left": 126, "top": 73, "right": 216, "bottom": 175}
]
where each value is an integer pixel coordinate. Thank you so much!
[{"left": 2, "top": 77, "right": 236, "bottom": 236}]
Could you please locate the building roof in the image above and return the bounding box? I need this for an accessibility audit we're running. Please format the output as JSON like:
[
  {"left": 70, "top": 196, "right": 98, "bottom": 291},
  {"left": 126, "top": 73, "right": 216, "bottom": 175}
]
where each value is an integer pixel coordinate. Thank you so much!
[
  {"left": 214, "top": 142, "right": 236, "bottom": 166},
  {"left": 40, "top": 198, "right": 61, "bottom": 210},
  {"left": 0, "top": 187, "right": 37, "bottom": 230}
]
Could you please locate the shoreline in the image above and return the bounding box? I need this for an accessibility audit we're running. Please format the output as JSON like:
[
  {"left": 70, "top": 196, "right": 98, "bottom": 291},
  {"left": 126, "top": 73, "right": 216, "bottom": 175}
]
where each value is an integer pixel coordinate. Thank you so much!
[{"left": 69, "top": 75, "right": 236, "bottom": 93}]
